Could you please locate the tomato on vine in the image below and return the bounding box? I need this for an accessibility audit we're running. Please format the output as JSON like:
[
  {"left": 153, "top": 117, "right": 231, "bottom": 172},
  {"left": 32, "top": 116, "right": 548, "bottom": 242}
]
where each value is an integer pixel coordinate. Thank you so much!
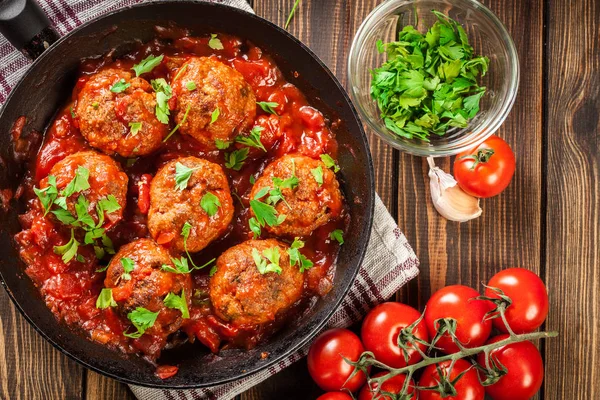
[
  {"left": 477, "top": 335, "right": 544, "bottom": 400},
  {"left": 453, "top": 135, "right": 515, "bottom": 198},
  {"left": 307, "top": 328, "right": 368, "bottom": 392},
  {"left": 358, "top": 372, "right": 416, "bottom": 400},
  {"left": 485, "top": 268, "right": 549, "bottom": 333},
  {"left": 418, "top": 359, "right": 484, "bottom": 400},
  {"left": 424, "top": 285, "right": 494, "bottom": 354},
  {"left": 361, "top": 302, "right": 429, "bottom": 368},
  {"left": 316, "top": 392, "right": 353, "bottom": 400}
]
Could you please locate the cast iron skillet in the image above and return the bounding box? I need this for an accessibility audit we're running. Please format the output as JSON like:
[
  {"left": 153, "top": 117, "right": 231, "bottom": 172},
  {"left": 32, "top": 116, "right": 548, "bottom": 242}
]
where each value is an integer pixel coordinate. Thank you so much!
[{"left": 0, "top": 0, "right": 374, "bottom": 388}]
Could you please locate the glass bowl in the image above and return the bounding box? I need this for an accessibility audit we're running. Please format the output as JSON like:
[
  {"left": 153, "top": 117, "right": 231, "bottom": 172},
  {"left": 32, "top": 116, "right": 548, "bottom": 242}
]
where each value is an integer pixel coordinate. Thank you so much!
[{"left": 348, "top": 0, "right": 519, "bottom": 157}]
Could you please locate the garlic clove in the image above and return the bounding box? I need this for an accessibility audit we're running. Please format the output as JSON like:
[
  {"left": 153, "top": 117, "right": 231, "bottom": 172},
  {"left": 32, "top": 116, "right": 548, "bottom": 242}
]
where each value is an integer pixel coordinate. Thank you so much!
[{"left": 428, "top": 157, "right": 482, "bottom": 222}]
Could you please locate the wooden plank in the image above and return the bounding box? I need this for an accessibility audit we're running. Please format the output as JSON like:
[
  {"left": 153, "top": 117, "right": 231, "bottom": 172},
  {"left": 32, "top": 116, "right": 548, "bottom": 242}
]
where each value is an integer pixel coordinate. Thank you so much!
[
  {"left": 86, "top": 371, "right": 135, "bottom": 400},
  {"left": 0, "top": 290, "right": 83, "bottom": 399},
  {"left": 544, "top": 0, "right": 600, "bottom": 398},
  {"left": 244, "top": 0, "right": 393, "bottom": 398}
]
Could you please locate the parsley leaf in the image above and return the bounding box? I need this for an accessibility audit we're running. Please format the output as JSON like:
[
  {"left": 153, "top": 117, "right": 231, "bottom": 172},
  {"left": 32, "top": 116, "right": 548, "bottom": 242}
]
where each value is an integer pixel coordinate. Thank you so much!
[
  {"left": 129, "top": 121, "right": 142, "bottom": 136},
  {"left": 252, "top": 247, "right": 282, "bottom": 274},
  {"left": 320, "top": 154, "right": 340, "bottom": 173},
  {"left": 371, "top": 11, "right": 489, "bottom": 140},
  {"left": 53, "top": 229, "right": 80, "bottom": 263},
  {"left": 74, "top": 195, "right": 95, "bottom": 228},
  {"left": 162, "top": 256, "right": 191, "bottom": 274},
  {"left": 208, "top": 33, "right": 224, "bottom": 50},
  {"left": 96, "top": 288, "right": 117, "bottom": 309},
  {"left": 201, "top": 192, "right": 221, "bottom": 217},
  {"left": 257, "top": 101, "right": 279, "bottom": 115},
  {"left": 311, "top": 166, "right": 323, "bottom": 186},
  {"left": 163, "top": 104, "right": 191, "bottom": 142},
  {"left": 186, "top": 81, "right": 196, "bottom": 91},
  {"left": 151, "top": 78, "right": 172, "bottom": 124},
  {"left": 120, "top": 257, "right": 135, "bottom": 281},
  {"left": 288, "top": 238, "right": 314, "bottom": 272},
  {"left": 124, "top": 307, "right": 159, "bottom": 338},
  {"left": 249, "top": 217, "right": 261, "bottom": 238},
  {"left": 330, "top": 229, "right": 344, "bottom": 245},
  {"left": 249, "top": 199, "right": 281, "bottom": 227},
  {"left": 224, "top": 148, "right": 249, "bottom": 171},
  {"left": 236, "top": 126, "right": 266, "bottom": 151},
  {"left": 62, "top": 166, "right": 90, "bottom": 198},
  {"left": 164, "top": 290, "right": 190, "bottom": 319},
  {"left": 174, "top": 162, "right": 199, "bottom": 191},
  {"left": 52, "top": 208, "right": 76, "bottom": 225},
  {"left": 110, "top": 79, "right": 130, "bottom": 93},
  {"left": 215, "top": 139, "right": 231, "bottom": 150},
  {"left": 209, "top": 265, "right": 218, "bottom": 277},
  {"left": 34, "top": 175, "right": 58, "bottom": 216},
  {"left": 132, "top": 54, "right": 164, "bottom": 77},
  {"left": 210, "top": 107, "right": 220, "bottom": 125}
]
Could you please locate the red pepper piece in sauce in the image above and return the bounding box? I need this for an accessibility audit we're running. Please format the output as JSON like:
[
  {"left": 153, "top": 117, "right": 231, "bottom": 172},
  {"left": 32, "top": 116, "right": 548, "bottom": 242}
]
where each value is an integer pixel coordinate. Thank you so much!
[
  {"left": 137, "top": 173, "right": 152, "bottom": 214},
  {"left": 155, "top": 365, "right": 179, "bottom": 380}
]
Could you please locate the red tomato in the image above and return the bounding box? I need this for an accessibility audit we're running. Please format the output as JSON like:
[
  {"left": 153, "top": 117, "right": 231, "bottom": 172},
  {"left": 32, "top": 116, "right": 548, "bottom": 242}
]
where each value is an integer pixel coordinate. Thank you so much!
[
  {"left": 486, "top": 268, "right": 549, "bottom": 334},
  {"left": 418, "top": 359, "right": 484, "bottom": 400},
  {"left": 155, "top": 365, "right": 178, "bottom": 379},
  {"left": 424, "top": 285, "right": 494, "bottom": 354},
  {"left": 361, "top": 302, "right": 428, "bottom": 368},
  {"left": 137, "top": 173, "right": 152, "bottom": 214},
  {"left": 477, "top": 335, "right": 544, "bottom": 400},
  {"left": 453, "top": 135, "right": 516, "bottom": 198},
  {"left": 307, "top": 328, "right": 368, "bottom": 392},
  {"left": 358, "top": 372, "right": 416, "bottom": 400},
  {"left": 317, "top": 393, "right": 353, "bottom": 400}
]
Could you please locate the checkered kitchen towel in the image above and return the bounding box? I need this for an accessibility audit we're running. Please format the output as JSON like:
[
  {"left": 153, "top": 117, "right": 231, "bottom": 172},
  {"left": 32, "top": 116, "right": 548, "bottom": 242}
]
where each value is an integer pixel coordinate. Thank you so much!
[{"left": 0, "top": 1, "right": 420, "bottom": 399}]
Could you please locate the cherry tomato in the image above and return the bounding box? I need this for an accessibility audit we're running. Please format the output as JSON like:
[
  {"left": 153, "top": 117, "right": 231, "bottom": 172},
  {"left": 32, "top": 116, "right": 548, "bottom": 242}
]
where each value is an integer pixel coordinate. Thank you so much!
[
  {"left": 476, "top": 335, "right": 544, "bottom": 400},
  {"left": 358, "top": 372, "right": 416, "bottom": 400},
  {"left": 418, "top": 359, "right": 484, "bottom": 400},
  {"left": 453, "top": 135, "right": 516, "bottom": 198},
  {"left": 486, "top": 268, "right": 549, "bottom": 334},
  {"left": 317, "top": 393, "right": 353, "bottom": 400},
  {"left": 361, "top": 302, "right": 428, "bottom": 368},
  {"left": 424, "top": 285, "right": 494, "bottom": 354},
  {"left": 307, "top": 328, "right": 368, "bottom": 392}
]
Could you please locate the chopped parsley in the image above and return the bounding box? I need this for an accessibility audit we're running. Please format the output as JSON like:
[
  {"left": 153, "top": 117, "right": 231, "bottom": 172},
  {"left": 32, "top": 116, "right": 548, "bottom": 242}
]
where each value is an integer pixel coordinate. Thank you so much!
[
  {"left": 224, "top": 147, "right": 249, "bottom": 171},
  {"left": 163, "top": 104, "right": 191, "bottom": 142},
  {"left": 311, "top": 166, "right": 323, "bottom": 186},
  {"left": 288, "top": 238, "right": 314, "bottom": 272},
  {"left": 96, "top": 288, "right": 116, "bottom": 309},
  {"left": 174, "top": 162, "right": 199, "bottom": 191},
  {"left": 330, "top": 229, "right": 344, "bottom": 245},
  {"left": 210, "top": 107, "right": 220, "bottom": 125},
  {"left": 252, "top": 247, "right": 282, "bottom": 274},
  {"left": 215, "top": 139, "right": 231, "bottom": 150},
  {"left": 151, "top": 78, "right": 172, "bottom": 124},
  {"left": 161, "top": 255, "right": 214, "bottom": 274},
  {"left": 62, "top": 166, "right": 90, "bottom": 198},
  {"left": 110, "top": 79, "right": 130, "bottom": 93},
  {"left": 236, "top": 126, "right": 266, "bottom": 151},
  {"left": 257, "top": 101, "right": 279, "bottom": 115},
  {"left": 164, "top": 290, "right": 189, "bottom": 319},
  {"left": 129, "top": 121, "right": 142, "bottom": 136},
  {"left": 34, "top": 175, "right": 58, "bottom": 216},
  {"left": 132, "top": 54, "right": 164, "bottom": 77},
  {"left": 186, "top": 81, "right": 197, "bottom": 91},
  {"left": 371, "top": 11, "right": 489, "bottom": 140},
  {"left": 53, "top": 229, "right": 80, "bottom": 264},
  {"left": 209, "top": 265, "right": 218, "bottom": 277},
  {"left": 120, "top": 257, "right": 135, "bottom": 281},
  {"left": 320, "top": 154, "right": 340, "bottom": 173},
  {"left": 172, "top": 63, "right": 188, "bottom": 82},
  {"left": 208, "top": 33, "right": 224, "bottom": 50},
  {"left": 180, "top": 222, "right": 216, "bottom": 271},
  {"left": 124, "top": 307, "right": 159, "bottom": 338},
  {"left": 201, "top": 192, "right": 221, "bottom": 217}
]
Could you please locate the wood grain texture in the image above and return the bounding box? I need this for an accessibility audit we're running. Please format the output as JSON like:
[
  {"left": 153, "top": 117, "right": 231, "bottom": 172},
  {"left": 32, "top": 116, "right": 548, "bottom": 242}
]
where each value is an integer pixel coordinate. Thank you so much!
[
  {"left": 86, "top": 371, "right": 136, "bottom": 400},
  {"left": 0, "top": 289, "right": 83, "bottom": 400},
  {"left": 544, "top": 0, "right": 600, "bottom": 398}
]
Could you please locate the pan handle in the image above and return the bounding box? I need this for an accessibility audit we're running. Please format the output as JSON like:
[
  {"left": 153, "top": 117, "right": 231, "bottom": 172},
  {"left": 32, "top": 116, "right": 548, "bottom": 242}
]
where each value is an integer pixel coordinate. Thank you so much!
[{"left": 0, "top": 0, "right": 59, "bottom": 59}]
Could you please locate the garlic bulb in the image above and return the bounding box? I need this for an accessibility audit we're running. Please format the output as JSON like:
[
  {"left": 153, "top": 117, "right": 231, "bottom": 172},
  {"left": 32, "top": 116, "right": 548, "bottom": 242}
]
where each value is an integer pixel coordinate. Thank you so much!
[{"left": 428, "top": 157, "right": 482, "bottom": 222}]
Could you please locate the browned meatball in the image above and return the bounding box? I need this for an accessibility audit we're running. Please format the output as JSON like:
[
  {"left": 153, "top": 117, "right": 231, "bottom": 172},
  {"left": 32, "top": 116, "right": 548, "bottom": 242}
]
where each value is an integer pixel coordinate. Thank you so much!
[
  {"left": 249, "top": 154, "right": 343, "bottom": 237},
  {"left": 76, "top": 68, "right": 168, "bottom": 157},
  {"left": 147, "top": 156, "right": 234, "bottom": 253},
  {"left": 209, "top": 239, "right": 304, "bottom": 326},
  {"left": 104, "top": 239, "right": 192, "bottom": 335},
  {"left": 39, "top": 151, "right": 128, "bottom": 227},
  {"left": 171, "top": 57, "right": 256, "bottom": 148}
]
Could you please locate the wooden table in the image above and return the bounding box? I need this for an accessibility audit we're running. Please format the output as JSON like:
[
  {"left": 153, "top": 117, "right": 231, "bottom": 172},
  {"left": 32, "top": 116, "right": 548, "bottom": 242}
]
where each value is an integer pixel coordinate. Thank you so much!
[{"left": 1, "top": 0, "right": 598, "bottom": 399}]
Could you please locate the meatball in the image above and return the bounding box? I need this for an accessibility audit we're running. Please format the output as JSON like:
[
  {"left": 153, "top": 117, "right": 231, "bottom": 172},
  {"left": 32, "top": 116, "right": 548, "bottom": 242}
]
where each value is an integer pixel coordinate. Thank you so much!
[
  {"left": 39, "top": 151, "right": 128, "bottom": 227},
  {"left": 147, "top": 156, "right": 234, "bottom": 253},
  {"left": 76, "top": 68, "right": 168, "bottom": 157},
  {"left": 104, "top": 239, "right": 192, "bottom": 335},
  {"left": 171, "top": 57, "right": 256, "bottom": 148},
  {"left": 249, "top": 154, "right": 343, "bottom": 237},
  {"left": 209, "top": 239, "right": 304, "bottom": 326}
]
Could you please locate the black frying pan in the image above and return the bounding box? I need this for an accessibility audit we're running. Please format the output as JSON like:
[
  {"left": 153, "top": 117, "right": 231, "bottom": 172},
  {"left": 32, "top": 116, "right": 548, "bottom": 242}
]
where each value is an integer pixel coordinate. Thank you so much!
[{"left": 0, "top": 0, "right": 374, "bottom": 388}]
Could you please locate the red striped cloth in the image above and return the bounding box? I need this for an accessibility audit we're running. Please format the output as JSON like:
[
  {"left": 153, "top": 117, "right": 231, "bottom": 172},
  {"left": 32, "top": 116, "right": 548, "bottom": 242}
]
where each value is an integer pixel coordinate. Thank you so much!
[{"left": 0, "top": 1, "right": 420, "bottom": 399}]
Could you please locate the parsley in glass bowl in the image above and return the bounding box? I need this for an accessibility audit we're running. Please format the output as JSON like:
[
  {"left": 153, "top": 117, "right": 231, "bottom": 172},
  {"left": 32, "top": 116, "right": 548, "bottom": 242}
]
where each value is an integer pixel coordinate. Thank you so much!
[{"left": 348, "top": 0, "right": 519, "bottom": 157}]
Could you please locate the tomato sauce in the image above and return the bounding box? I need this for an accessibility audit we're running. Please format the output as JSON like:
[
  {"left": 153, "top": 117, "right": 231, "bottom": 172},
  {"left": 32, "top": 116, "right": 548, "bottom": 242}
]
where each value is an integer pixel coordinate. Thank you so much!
[{"left": 14, "top": 27, "right": 349, "bottom": 369}]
